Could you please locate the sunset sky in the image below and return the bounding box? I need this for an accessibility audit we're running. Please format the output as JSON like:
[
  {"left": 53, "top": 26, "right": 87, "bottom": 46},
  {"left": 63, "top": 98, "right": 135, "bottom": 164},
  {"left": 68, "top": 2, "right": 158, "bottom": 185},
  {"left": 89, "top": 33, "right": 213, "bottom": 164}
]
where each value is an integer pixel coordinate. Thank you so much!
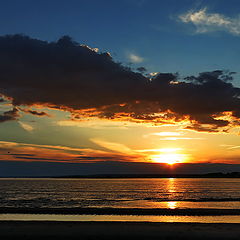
[{"left": 0, "top": 0, "right": 240, "bottom": 176}]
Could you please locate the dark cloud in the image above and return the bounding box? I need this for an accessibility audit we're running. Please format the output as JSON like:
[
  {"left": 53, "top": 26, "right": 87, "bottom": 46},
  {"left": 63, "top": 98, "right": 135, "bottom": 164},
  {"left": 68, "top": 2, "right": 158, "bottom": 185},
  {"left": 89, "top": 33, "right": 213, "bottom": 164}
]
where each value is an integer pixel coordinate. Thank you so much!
[
  {"left": 14, "top": 156, "right": 63, "bottom": 161},
  {"left": 0, "top": 34, "right": 240, "bottom": 131},
  {"left": 0, "top": 34, "right": 146, "bottom": 109},
  {"left": 0, "top": 108, "right": 19, "bottom": 122},
  {"left": 75, "top": 156, "right": 118, "bottom": 161},
  {"left": 20, "top": 108, "right": 50, "bottom": 117},
  {"left": 4, "top": 153, "right": 36, "bottom": 157}
]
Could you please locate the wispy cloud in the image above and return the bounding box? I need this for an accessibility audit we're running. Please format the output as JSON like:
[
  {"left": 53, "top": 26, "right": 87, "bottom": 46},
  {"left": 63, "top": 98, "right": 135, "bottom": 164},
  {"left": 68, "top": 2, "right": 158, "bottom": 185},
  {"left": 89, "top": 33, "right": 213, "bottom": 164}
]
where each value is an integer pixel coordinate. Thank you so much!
[
  {"left": 228, "top": 146, "right": 240, "bottom": 150},
  {"left": 137, "top": 148, "right": 182, "bottom": 153},
  {"left": 0, "top": 140, "right": 138, "bottom": 163},
  {"left": 57, "top": 118, "right": 132, "bottom": 129},
  {"left": 19, "top": 121, "right": 34, "bottom": 132},
  {"left": 179, "top": 7, "right": 240, "bottom": 35},
  {"left": 159, "top": 137, "right": 203, "bottom": 141},
  {"left": 151, "top": 132, "right": 182, "bottom": 137},
  {"left": 127, "top": 53, "right": 144, "bottom": 63},
  {"left": 90, "top": 138, "right": 134, "bottom": 154},
  {"left": 147, "top": 131, "right": 204, "bottom": 140},
  {"left": 220, "top": 144, "right": 240, "bottom": 150}
]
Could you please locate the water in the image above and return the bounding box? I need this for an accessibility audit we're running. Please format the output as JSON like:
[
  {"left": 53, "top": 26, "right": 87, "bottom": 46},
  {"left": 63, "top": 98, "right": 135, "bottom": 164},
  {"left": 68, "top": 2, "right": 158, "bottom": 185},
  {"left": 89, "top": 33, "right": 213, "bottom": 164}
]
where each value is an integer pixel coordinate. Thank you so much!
[{"left": 1, "top": 178, "right": 240, "bottom": 209}]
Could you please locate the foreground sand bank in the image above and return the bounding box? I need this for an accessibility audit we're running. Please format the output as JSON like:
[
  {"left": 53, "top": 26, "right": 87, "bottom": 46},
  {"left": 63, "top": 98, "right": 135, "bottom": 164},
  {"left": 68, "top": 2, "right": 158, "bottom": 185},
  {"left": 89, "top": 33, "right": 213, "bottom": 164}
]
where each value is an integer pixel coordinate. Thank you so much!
[{"left": 1, "top": 221, "right": 240, "bottom": 240}]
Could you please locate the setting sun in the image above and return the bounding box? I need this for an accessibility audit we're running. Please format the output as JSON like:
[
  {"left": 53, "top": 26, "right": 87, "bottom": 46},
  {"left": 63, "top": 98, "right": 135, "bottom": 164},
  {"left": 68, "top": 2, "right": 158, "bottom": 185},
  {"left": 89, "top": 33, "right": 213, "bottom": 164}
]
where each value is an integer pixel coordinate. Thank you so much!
[
  {"left": 150, "top": 148, "right": 188, "bottom": 165},
  {"left": 151, "top": 153, "right": 185, "bottom": 165}
]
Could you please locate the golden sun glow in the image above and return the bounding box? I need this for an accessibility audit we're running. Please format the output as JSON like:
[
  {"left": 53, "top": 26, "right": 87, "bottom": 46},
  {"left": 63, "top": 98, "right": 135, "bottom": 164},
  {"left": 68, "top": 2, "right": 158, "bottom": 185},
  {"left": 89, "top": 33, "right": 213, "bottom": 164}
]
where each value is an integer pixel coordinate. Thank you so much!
[
  {"left": 150, "top": 148, "right": 188, "bottom": 165},
  {"left": 151, "top": 153, "right": 185, "bottom": 165}
]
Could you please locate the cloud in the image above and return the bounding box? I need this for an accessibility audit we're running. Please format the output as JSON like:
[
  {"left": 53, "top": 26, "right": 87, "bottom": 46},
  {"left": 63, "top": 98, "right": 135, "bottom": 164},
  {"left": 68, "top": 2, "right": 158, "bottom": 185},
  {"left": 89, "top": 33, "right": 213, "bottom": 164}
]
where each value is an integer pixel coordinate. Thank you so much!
[
  {"left": 0, "top": 140, "right": 141, "bottom": 163},
  {"left": 159, "top": 137, "right": 203, "bottom": 141},
  {"left": 0, "top": 108, "right": 19, "bottom": 122},
  {"left": 146, "top": 131, "right": 204, "bottom": 141},
  {"left": 57, "top": 118, "right": 132, "bottom": 129},
  {"left": 0, "top": 35, "right": 239, "bottom": 132},
  {"left": 18, "top": 121, "right": 34, "bottom": 132},
  {"left": 179, "top": 8, "right": 240, "bottom": 35},
  {"left": 90, "top": 138, "right": 135, "bottom": 154},
  {"left": 127, "top": 53, "right": 144, "bottom": 63},
  {"left": 228, "top": 146, "right": 240, "bottom": 150},
  {"left": 137, "top": 148, "right": 182, "bottom": 153},
  {"left": 20, "top": 108, "right": 50, "bottom": 117},
  {"left": 151, "top": 132, "right": 182, "bottom": 136},
  {"left": 221, "top": 144, "right": 240, "bottom": 150}
]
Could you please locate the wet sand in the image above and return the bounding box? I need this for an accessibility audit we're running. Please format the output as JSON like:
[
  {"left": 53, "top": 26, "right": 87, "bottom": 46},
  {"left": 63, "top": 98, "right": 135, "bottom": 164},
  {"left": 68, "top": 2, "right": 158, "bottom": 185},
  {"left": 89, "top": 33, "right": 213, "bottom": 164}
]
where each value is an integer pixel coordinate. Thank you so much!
[{"left": 0, "top": 221, "right": 240, "bottom": 240}]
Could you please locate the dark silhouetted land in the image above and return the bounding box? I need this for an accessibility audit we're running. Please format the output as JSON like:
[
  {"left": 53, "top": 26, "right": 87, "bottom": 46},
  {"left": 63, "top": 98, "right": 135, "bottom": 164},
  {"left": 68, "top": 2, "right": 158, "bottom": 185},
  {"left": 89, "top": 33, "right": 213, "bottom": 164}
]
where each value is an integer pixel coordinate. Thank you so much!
[
  {"left": 2, "top": 172, "right": 240, "bottom": 178},
  {"left": 55, "top": 172, "right": 240, "bottom": 178}
]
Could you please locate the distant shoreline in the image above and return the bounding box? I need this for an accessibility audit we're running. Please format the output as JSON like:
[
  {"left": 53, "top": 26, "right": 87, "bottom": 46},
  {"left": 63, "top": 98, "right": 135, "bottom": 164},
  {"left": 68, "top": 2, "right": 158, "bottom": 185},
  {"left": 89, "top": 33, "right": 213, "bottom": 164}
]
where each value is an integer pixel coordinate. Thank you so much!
[{"left": 1, "top": 172, "right": 240, "bottom": 178}]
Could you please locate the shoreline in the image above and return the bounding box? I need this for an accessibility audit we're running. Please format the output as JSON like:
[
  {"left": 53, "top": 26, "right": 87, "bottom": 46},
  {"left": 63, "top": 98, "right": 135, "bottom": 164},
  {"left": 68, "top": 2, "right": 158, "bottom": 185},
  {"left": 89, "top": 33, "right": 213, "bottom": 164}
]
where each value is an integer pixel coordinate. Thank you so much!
[
  {"left": 0, "top": 221, "right": 240, "bottom": 239},
  {"left": 1, "top": 207, "right": 240, "bottom": 216},
  {"left": 2, "top": 172, "right": 240, "bottom": 178}
]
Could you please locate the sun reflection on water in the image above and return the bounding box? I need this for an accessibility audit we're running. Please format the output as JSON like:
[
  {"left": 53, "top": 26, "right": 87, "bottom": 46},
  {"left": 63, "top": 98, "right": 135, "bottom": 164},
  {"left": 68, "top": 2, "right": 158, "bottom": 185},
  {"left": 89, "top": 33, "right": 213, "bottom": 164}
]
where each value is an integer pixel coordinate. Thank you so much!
[
  {"left": 167, "top": 178, "right": 176, "bottom": 193},
  {"left": 167, "top": 201, "right": 177, "bottom": 209},
  {"left": 166, "top": 178, "right": 178, "bottom": 208}
]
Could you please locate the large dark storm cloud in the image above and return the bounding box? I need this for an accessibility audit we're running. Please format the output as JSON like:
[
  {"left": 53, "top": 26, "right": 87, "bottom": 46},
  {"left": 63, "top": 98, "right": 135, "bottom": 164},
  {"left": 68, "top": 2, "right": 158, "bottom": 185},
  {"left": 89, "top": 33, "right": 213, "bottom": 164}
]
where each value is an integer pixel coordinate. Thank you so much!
[{"left": 0, "top": 34, "right": 240, "bottom": 131}]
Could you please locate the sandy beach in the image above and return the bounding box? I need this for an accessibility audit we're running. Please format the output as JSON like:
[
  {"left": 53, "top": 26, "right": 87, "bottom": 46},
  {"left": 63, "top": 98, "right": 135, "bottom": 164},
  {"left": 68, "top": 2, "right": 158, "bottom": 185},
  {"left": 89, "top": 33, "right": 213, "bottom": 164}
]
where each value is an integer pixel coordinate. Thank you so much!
[{"left": 0, "top": 221, "right": 240, "bottom": 240}]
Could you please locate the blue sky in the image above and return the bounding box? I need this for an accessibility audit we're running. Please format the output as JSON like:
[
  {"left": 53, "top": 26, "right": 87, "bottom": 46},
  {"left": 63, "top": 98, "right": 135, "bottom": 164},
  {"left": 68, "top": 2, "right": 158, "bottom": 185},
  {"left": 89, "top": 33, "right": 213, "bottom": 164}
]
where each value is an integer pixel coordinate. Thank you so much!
[
  {"left": 0, "top": 0, "right": 240, "bottom": 79},
  {"left": 0, "top": 0, "right": 240, "bottom": 176}
]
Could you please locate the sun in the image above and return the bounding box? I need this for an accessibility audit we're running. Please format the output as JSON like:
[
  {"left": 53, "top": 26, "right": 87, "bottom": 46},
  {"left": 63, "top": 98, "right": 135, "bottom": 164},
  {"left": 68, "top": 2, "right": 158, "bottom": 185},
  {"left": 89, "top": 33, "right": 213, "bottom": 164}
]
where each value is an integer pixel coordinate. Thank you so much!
[
  {"left": 151, "top": 153, "right": 184, "bottom": 165},
  {"left": 150, "top": 148, "right": 187, "bottom": 165},
  {"left": 141, "top": 148, "right": 189, "bottom": 165}
]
